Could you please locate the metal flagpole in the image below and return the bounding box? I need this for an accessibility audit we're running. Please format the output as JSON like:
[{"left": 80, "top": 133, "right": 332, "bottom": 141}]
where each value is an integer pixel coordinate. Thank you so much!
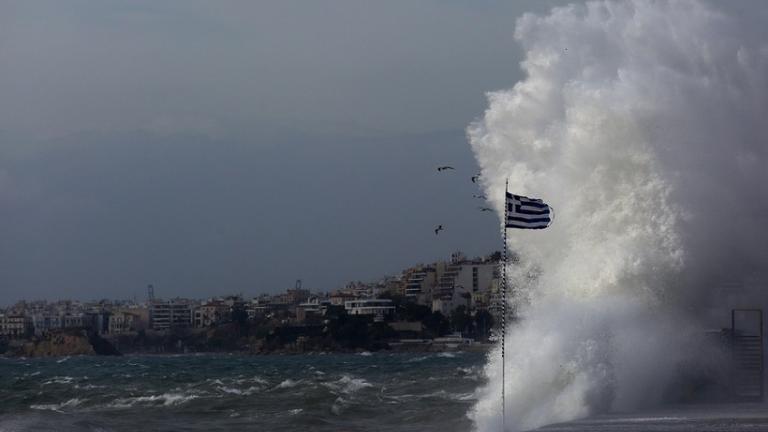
[{"left": 501, "top": 178, "right": 508, "bottom": 431}]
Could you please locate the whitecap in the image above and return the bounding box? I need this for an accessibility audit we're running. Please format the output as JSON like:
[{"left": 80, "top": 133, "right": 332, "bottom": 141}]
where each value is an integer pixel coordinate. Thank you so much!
[
  {"left": 108, "top": 393, "right": 198, "bottom": 408},
  {"left": 218, "top": 386, "right": 261, "bottom": 396},
  {"left": 31, "top": 398, "right": 84, "bottom": 411},
  {"left": 323, "top": 375, "right": 372, "bottom": 394},
  {"left": 74, "top": 384, "right": 106, "bottom": 390},
  {"left": 41, "top": 376, "right": 74, "bottom": 385},
  {"left": 250, "top": 376, "right": 268, "bottom": 385},
  {"left": 275, "top": 379, "right": 299, "bottom": 389},
  {"left": 423, "top": 390, "right": 476, "bottom": 401}
]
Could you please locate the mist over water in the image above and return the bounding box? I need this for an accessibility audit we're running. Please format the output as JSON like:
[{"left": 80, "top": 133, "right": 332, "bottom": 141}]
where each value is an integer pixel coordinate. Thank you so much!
[{"left": 467, "top": 1, "right": 768, "bottom": 431}]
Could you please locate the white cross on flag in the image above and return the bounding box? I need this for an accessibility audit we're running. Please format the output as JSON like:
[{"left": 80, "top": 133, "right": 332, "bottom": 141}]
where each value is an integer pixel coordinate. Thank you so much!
[{"left": 505, "top": 192, "right": 553, "bottom": 229}]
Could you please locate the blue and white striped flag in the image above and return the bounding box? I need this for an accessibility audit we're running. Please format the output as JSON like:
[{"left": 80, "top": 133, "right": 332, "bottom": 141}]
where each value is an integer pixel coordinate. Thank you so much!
[{"left": 505, "top": 192, "right": 553, "bottom": 229}]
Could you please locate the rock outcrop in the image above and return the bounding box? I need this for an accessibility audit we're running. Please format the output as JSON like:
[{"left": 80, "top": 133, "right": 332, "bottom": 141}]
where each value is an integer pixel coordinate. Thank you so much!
[{"left": 10, "top": 329, "right": 121, "bottom": 357}]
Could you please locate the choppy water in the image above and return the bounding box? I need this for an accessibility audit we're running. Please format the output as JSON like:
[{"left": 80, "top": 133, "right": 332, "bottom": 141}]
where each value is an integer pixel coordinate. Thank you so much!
[{"left": 0, "top": 352, "right": 487, "bottom": 432}]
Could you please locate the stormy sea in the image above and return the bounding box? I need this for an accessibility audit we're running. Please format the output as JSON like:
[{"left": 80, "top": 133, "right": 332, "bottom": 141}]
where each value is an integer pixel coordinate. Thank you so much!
[{"left": 0, "top": 352, "right": 485, "bottom": 432}]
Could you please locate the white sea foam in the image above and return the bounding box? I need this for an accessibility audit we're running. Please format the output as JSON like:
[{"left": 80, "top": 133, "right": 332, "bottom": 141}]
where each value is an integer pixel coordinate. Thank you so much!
[
  {"left": 323, "top": 375, "right": 373, "bottom": 394},
  {"left": 424, "top": 390, "right": 476, "bottom": 402},
  {"left": 74, "top": 384, "right": 105, "bottom": 390},
  {"left": 218, "top": 385, "right": 261, "bottom": 396},
  {"left": 275, "top": 379, "right": 299, "bottom": 389},
  {"left": 108, "top": 393, "right": 199, "bottom": 409},
  {"left": 468, "top": 1, "right": 768, "bottom": 431},
  {"left": 249, "top": 376, "right": 268, "bottom": 385},
  {"left": 41, "top": 376, "right": 75, "bottom": 386},
  {"left": 30, "top": 398, "right": 84, "bottom": 411},
  {"left": 436, "top": 352, "right": 457, "bottom": 358}
]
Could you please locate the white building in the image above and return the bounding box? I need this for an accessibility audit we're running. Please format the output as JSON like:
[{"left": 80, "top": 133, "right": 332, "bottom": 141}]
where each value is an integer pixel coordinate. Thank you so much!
[
  {"left": 432, "top": 260, "right": 498, "bottom": 314},
  {"left": 344, "top": 299, "right": 395, "bottom": 321}
]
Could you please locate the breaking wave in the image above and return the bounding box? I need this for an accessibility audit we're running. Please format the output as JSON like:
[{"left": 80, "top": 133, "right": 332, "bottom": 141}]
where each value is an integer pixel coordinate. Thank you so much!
[
  {"left": 108, "top": 393, "right": 199, "bottom": 409},
  {"left": 468, "top": 1, "right": 768, "bottom": 431},
  {"left": 324, "top": 375, "right": 373, "bottom": 395},
  {"left": 30, "top": 398, "right": 85, "bottom": 412},
  {"left": 275, "top": 379, "right": 300, "bottom": 389}
]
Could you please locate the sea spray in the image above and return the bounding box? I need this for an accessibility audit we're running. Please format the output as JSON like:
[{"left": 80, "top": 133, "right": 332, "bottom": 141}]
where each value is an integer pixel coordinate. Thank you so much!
[{"left": 468, "top": 1, "right": 768, "bottom": 431}]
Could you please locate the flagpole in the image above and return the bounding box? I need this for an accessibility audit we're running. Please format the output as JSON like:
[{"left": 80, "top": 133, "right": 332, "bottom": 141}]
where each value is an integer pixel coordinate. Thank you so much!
[{"left": 501, "top": 178, "right": 508, "bottom": 432}]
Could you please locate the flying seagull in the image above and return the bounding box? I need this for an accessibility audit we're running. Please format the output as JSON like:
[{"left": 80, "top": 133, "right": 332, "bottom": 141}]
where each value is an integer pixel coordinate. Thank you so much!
[
  {"left": 471, "top": 174, "right": 480, "bottom": 183},
  {"left": 436, "top": 166, "right": 455, "bottom": 172},
  {"left": 473, "top": 194, "right": 487, "bottom": 199},
  {"left": 478, "top": 207, "right": 493, "bottom": 212},
  {"left": 434, "top": 225, "right": 444, "bottom": 235}
]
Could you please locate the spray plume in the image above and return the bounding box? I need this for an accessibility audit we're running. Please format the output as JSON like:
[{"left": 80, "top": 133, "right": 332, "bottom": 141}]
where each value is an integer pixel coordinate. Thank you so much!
[{"left": 468, "top": 1, "right": 768, "bottom": 430}]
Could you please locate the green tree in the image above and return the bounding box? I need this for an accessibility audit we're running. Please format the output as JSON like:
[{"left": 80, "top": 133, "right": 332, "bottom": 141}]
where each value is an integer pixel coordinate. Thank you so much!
[
  {"left": 423, "top": 311, "right": 450, "bottom": 337},
  {"left": 473, "top": 310, "right": 494, "bottom": 341},
  {"left": 450, "top": 305, "right": 471, "bottom": 335}
]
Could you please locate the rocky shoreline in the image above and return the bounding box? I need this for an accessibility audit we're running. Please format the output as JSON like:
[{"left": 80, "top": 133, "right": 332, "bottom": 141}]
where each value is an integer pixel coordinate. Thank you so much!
[
  {"left": 2, "top": 329, "right": 120, "bottom": 357},
  {"left": 1, "top": 325, "right": 493, "bottom": 358}
]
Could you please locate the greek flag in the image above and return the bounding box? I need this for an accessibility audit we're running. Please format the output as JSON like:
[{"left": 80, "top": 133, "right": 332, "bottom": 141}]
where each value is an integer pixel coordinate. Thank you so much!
[{"left": 505, "top": 192, "right": 553, "bottom": 229}]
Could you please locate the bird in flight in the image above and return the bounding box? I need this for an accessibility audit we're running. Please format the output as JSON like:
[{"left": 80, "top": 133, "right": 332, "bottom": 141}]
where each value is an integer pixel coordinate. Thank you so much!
[
  {"left": 478, "top": 207, "right": 493, "bottom": 212},
  {"left": 434, "top": 225, "right": 444, "bottom": 235},
  {"left": 471, "top": 174, "right": 480, "bottom": 183},
  {"left": 473, "top": 194, "right": 487, "bottom": 199},
  {"left": 437, "top": 166, "right": 455, "bottom": 172}
]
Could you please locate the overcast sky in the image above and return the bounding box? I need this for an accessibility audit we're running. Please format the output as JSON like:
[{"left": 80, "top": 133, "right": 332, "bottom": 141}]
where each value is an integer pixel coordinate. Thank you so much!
[{"left": 0, "top": 0, "right": 569, "bottom": 304}]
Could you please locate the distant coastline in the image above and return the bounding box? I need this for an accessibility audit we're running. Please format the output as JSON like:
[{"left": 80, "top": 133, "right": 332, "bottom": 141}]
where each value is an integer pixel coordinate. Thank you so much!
[{"left": 1, "top": 317, "right": 496, "bottom": 358}]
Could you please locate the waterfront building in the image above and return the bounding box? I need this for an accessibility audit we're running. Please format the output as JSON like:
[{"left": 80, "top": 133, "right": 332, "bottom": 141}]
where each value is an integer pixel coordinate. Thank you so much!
[
  {"left": 296, "top": 298, "right": 331, "bottom": 323},
  {"left": 380, "top": 275, "right": 405, "bottom": 297},
  {"left": 404, "top": 266, "right": 437, "bottom": 306},
  {"left": 246, "top": 299, "right": 269, "bottom": 320},
  {"left": 431, "top": 254, "right": 499, "bottom": 314},
  {"left": 328, "top": 292, "right": 356, "bottom": 306},
  {"left": 150, "top": 300, "right": 193, "bottom": 330},
  {"left": 63, "top": 313, "right": 86, "bottom": 329},
  {"left": 87, "top": 311, "right": 112, "bottom": 335},
  {"left": 344, "top": 299, "right": 395, "bottom": 321},
  {"left": 30, "top": 314, "right": 63, "bottom": 336},
  {"left": 193, "top": 301, "right": 230, "bottom": 328},
  {"left": 0, "top": 314, "right": 33, "bottom": 338},
  {"left": 108, "top": 311, "right": 139, "bottom": 334}
]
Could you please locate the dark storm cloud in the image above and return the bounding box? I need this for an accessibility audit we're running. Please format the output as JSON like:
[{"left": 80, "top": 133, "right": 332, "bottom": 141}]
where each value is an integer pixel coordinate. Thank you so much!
[
  {"left": 2, "top": 0, "right": 577, "bottom": 302},
  {"left": 0, "top": 128, "right": 501, "bottom": 302}
]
